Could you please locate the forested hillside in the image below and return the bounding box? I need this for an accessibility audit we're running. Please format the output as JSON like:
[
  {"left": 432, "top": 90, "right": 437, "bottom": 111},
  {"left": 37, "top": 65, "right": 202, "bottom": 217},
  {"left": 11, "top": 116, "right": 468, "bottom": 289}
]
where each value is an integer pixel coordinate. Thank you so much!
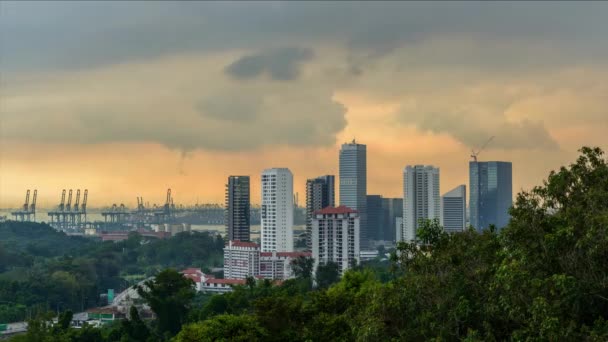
[{"left": 0, "top": 223, "right": 225, "bottom": 323}]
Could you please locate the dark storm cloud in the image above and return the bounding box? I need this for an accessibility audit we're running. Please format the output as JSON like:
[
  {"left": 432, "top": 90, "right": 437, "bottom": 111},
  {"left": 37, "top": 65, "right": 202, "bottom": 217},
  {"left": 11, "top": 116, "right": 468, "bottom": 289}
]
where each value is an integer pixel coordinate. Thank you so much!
[
  {"left": 1, "top": 1, "right": 607, "bottom": 152},
  {"left": 2, "top": 2, "right": 607, "bottom": 73},
  {"left": 225, "top": 47, "right": 314, "bottom": 81}
]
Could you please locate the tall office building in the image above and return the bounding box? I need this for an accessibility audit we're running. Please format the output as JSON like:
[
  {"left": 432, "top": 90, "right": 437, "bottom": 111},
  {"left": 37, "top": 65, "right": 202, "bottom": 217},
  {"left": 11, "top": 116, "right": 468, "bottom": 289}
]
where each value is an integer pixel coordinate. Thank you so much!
[
  {"left": 469, "top": 161, "right": 512, "bottom": 231},
  {"left": 382, "top": 198, "right": 403, "bottom": 242},
  {"left": 366, "top": 195, "right": 383, "bottom": 241},
  {"left": 339, "top": 140, "right": 368, "bottom": 248},
  {"left": 401, "top": 165, "right": 440, "bottom": 242},
  {"left": 225, "top": 176, "right": 250, "bottom": 242},
  {"left": 305, "top": 175, "right": 335, "bottom": 251},
  {"left": 261, "top": 168, "right": 294, "bottom": 252},
  {"left": 441, "top": 185, "right": 466, "bottom": 234}
]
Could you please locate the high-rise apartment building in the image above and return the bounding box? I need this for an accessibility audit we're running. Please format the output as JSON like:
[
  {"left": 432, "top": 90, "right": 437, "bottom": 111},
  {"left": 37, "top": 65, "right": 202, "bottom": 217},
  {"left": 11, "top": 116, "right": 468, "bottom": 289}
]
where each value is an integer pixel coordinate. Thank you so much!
[
  {"left": 401, "top": 165, "right": 440, "bottom": 242},
  {"left": 441, "top": 185, "right": 466, "bottom": 234},
  {"left": 225, "top": 176, "right": 250, "bottom": 242},
  {"left": 312, "top": 206, "right": 360, "bottom": 274},
  {"left": 261, "top": 168, "right": 294, "bottom": 252},
  {"left": 339, "top": 140, "right": 368, "bottom": 248},
  {"left": 469, "top": 161, "right": 512, "bottom": 231},
  {"left": 305, "top": 175, "right": 335, "bottom": 251}
]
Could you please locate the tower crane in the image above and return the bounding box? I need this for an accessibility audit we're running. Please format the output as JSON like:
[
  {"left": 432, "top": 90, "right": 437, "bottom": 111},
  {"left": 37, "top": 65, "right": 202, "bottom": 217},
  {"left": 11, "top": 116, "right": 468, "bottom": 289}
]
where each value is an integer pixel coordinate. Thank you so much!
[{"left": 470, "top": 136, "right": 495, "bottom": 163}]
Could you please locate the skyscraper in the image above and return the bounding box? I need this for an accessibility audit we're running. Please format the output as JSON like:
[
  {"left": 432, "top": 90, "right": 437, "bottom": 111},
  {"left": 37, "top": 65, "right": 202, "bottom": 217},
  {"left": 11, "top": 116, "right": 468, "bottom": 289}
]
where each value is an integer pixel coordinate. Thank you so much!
[
  {"left": 339, "top": 140, "right": 368, "bottom": 248},
  {"left": 382, "top": 197, "right": 403, "bottom": 242},
  {"left": 366, "top": 195, "right": 383, "bottom": 241},
  {"left": 261, "top": 168, "right": 294, "bottom": 252},
  {"left": 469, "top": 161, "right": 512, "bottom": 231},
  {"left": 441, "top": 185, "right": 466, "bottom": 234},
  {"left": 225, "top": 176, "right": 251, "bottom": 242},
  {"left": 305, "top": 175, "right": 335, "bottom": 251},
  {"left": 401, "top": 165, "right": 440, "bottom": 242}
]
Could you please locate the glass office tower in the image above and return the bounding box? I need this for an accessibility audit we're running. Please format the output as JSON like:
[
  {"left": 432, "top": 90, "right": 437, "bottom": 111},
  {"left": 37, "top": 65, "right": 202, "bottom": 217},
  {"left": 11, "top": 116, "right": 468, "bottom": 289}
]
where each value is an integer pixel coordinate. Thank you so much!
[
  {"left": 339, "top": 141, "right": 368, "bottom": 248},
  {"left": 469, "top": 161, "right": 512, "bottom": 231}
]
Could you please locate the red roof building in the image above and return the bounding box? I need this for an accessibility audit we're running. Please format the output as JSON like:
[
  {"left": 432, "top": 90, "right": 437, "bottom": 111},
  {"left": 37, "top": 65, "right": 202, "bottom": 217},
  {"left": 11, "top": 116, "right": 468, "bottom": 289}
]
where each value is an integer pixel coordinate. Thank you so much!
[{"left": 314, "top": 205, "right": 358, "bottom": 215}]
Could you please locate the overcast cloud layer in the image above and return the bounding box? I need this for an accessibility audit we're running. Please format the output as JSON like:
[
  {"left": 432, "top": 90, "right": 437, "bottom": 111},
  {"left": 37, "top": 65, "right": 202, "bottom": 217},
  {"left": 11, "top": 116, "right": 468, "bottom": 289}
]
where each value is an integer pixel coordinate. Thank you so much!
[{"left": 1, "top": 1, "right": 608, "bottom": 152}]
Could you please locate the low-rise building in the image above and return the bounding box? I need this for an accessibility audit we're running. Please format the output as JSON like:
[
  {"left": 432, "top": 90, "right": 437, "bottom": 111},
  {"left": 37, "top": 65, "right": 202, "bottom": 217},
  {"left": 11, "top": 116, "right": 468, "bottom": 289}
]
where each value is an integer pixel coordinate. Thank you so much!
[
  {"left": 181, "top": 268, "right": 205, "bottom": 292},
  {"left": 259, "top": 251, "right": 312, "bottom": 280},
  {"left": 201, "top": 278, "right": 247, "bottom": 294}
]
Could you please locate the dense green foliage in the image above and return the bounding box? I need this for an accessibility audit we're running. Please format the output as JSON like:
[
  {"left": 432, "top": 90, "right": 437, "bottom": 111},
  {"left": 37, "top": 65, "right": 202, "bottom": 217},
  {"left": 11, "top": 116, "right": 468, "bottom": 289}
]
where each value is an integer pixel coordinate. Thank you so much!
[
  {"left": 137, "top": 269, "right": 196, "bottom": 337},
  {"left": 6, "top": 146, "right": 608, "bottom": 341},
  {"left": 0, "top": 226, "right": 224, "bottom": 323}
]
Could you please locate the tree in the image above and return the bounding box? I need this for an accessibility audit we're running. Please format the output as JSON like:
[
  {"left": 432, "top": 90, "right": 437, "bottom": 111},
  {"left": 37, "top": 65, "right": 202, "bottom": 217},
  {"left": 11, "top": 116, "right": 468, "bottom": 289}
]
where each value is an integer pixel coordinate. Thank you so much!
[
  {"left": 291, "top": 256, "right": 314, "bottom": 290},
  {"left": 174, "top": 314, "right": 267, "bottom": 342},
  {"left": 115, "top": 306, "right": 151, "bottom": 342},
  {"left": 291, "top": 256, "right": 314, "bottom": 280},
  {"left": 315, "top": 262, "right": 341, "bottom": 289},
  {"left": 492, "top": 146, "right": 608, "bottom": 340},
  {"left": 137, "top": 269, "right": 195, "bottom": 337}
]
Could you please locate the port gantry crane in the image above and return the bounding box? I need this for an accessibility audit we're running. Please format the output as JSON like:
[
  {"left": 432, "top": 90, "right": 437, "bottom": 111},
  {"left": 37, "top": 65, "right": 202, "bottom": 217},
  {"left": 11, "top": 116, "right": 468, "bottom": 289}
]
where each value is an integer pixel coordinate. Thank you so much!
[
  {"left": 48, "top": 189, "right": 88, "bottom": 231},
  {"left": 11, "top": 189, "right": 37, "bottom": 222}
]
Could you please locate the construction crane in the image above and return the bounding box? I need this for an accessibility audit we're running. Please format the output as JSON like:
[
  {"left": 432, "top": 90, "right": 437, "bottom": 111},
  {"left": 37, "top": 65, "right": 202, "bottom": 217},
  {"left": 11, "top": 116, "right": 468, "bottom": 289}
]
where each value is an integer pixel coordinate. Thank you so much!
[{"left": 470, "top": 136, "right": 494, "bottom": 163}]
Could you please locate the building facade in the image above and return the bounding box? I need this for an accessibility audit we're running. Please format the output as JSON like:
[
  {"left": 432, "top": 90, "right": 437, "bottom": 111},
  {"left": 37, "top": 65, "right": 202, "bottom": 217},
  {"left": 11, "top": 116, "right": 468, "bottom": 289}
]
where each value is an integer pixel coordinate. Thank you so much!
[
  {"left": 312, "top": 205, "right": 360, "bottom": 273},
  {"left": 225, "top": 176, "right": 250, "bottom": 242},
  {"left": 305, "top": 175, "right": 335, "bottom": 251},
  {"left": 339, "top": 140, "right": 368, "bottom": 248},
  {"left": 366, "top": 195, "right": 383, "bottom": 241},
  {"left": 441, "top": 185, "right": 467, "bottom": 234},
  {"left": 223, "top": 240, "right": 260, "bottom": 280},
  {"left": 261, "top": 168, "right": 294, "bottom": 252},
  {"left": 260, "top": 251, "right": 312, "bottom": 280},
  {"left": 382, "top": 198, "right": 403, "bottom": 242},
  {"left": 469, "top": 161, "right": 512, "bottom": 231},
  {"left": 401, "top": 165, "right": 440, "bottom": 242}
]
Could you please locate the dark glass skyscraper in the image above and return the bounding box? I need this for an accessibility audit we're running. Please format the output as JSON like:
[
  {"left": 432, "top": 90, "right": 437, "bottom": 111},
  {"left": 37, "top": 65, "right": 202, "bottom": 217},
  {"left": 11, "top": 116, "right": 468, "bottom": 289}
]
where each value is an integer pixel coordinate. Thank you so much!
[
  {"left": 226, "top": 176, "right": 250, "bottom": 241},
  {"left": 339, "top": 140, "right": 368, "bottom": 248},
  {"left": 469, "top": 161, "right": 512, "bottom": 231},
  {"left": 366, "top": 195, "right": 383, "bottom": 241},
  {"left": 381, "top": 197, "right": 403, "bottom": 242},
  {"left": 306, "top": 175, "right": 335, "bottom": 251}
]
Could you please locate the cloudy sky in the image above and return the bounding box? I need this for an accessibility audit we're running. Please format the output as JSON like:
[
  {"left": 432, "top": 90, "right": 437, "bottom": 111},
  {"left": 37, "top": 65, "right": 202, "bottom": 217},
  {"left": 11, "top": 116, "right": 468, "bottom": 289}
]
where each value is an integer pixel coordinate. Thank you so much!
[{"left": 1, "top": 1, "right": 607, "bottom": 208}]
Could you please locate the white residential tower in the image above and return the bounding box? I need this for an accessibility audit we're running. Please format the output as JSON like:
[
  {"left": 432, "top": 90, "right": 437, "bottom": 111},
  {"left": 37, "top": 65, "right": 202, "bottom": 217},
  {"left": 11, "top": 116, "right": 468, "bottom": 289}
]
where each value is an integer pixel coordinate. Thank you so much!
[{"left": 261, "top": 168, "right": 294, "bottom": 252}]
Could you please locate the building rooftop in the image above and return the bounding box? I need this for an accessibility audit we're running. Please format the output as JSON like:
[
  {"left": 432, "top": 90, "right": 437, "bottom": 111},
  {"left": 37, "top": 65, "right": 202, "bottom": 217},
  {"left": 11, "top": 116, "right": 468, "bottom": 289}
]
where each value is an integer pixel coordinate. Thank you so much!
[
  {"left": 228, "top": 240, "right": 260, "bottom": 248},
  {"left": 260, "top": 251, "right": 312, "bottom": 258},
  {"left": 204, "top": 278, "right": 246, "bottom": 285},
  {"left": 181, "top": 268, "right": 202, "bottom": 275},
  {"left": 314, "top": 205, "right": 358, "bottom": 215}
]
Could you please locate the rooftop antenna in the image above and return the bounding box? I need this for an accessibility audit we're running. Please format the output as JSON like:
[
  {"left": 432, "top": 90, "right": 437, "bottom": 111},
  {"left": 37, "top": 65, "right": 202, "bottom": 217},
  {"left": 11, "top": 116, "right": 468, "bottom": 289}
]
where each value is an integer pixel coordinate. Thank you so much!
[{"left": 471, "top": 136, "right": 495, "bottom": 162}]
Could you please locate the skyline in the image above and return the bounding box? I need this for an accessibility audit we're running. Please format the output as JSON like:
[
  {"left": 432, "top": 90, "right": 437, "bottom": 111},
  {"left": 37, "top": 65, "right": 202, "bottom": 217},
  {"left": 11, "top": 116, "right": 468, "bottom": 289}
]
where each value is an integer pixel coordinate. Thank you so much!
[{"left": 1, "top": 1, "right": 607, "bottom": 207}]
